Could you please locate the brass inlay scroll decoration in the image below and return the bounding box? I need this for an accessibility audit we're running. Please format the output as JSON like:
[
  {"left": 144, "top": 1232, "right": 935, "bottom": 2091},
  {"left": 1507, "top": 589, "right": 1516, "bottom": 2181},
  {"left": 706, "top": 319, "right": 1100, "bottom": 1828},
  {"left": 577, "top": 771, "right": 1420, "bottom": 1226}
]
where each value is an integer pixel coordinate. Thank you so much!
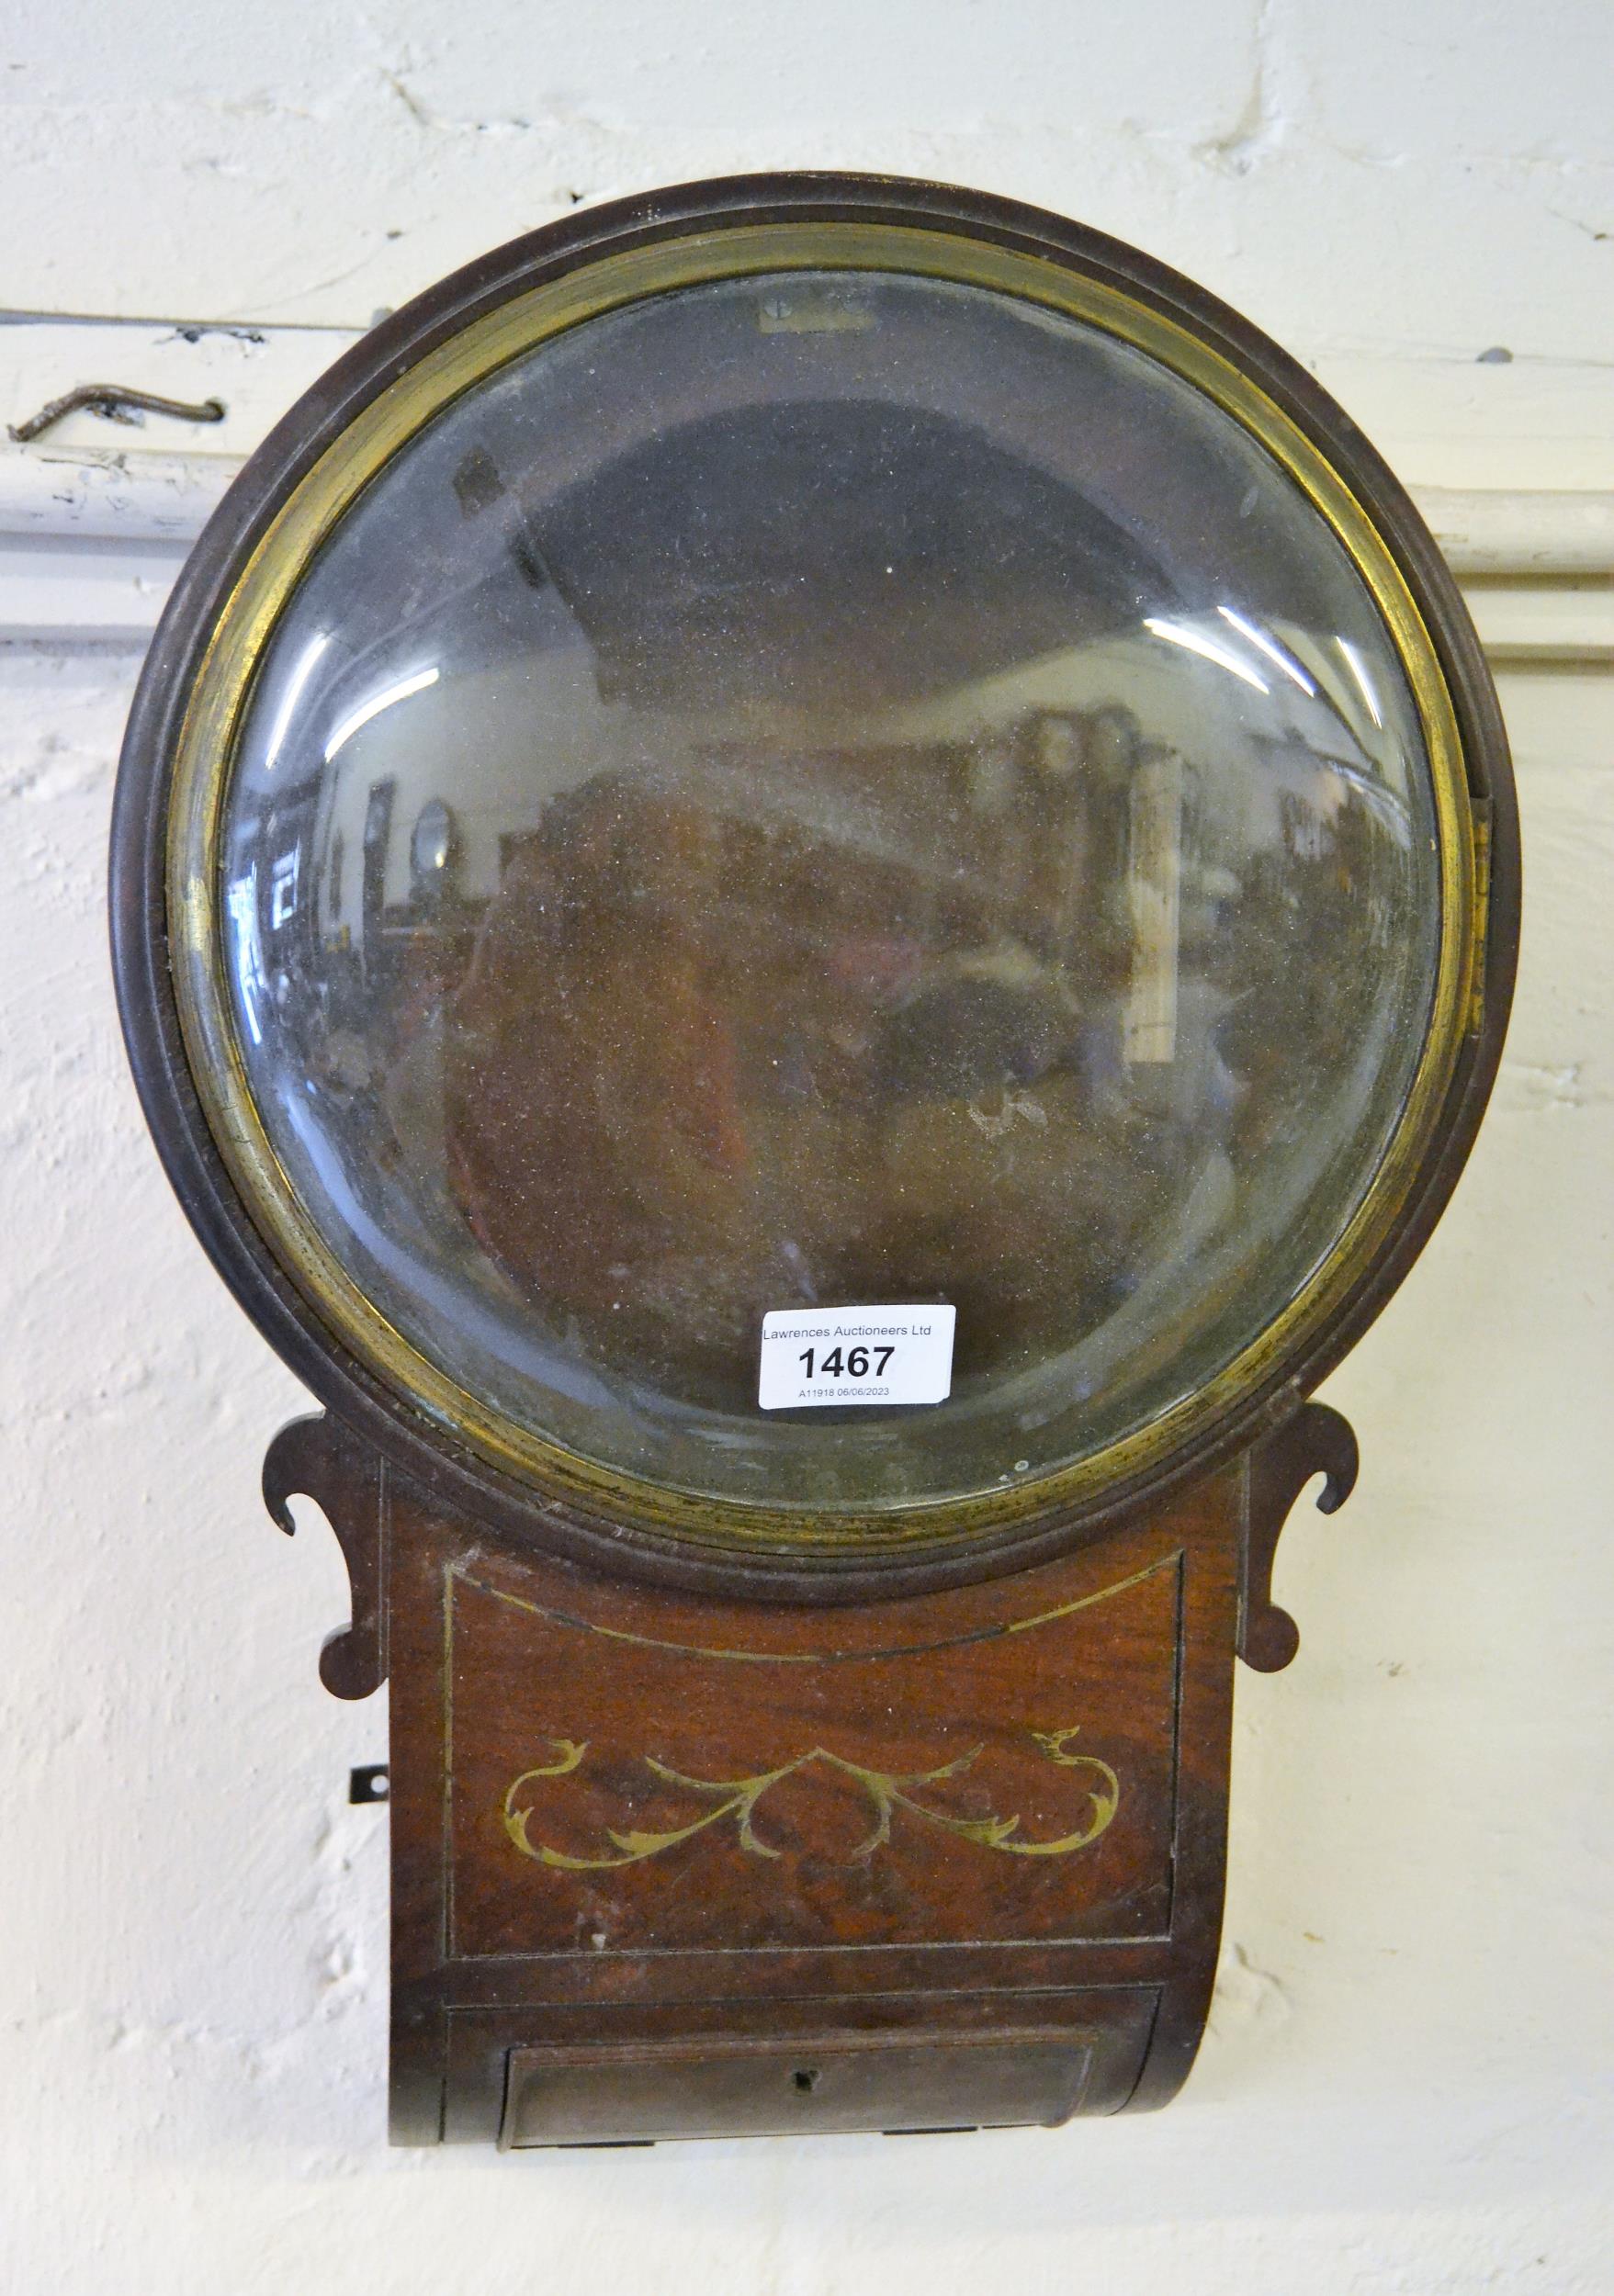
[{"left": 502, "top": 1728, "right": 1120, "bottom": 1872}]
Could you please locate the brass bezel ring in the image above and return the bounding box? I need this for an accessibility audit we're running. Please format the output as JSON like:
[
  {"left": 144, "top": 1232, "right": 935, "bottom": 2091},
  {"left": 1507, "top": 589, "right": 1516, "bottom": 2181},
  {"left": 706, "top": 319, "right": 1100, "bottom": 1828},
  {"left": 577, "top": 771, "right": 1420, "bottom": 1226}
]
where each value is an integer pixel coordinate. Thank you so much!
[{"left": 140, "top": 190, "right": 1495, "bottom": 1571}]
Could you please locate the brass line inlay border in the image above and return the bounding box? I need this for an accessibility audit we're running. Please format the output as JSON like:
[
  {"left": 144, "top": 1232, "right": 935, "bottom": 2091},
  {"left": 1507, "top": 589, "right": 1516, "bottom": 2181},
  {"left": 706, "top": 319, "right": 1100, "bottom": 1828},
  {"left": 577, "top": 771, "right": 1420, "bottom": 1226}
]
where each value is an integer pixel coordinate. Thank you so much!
[
  {"left": 450, "top": 1548, "right": 1173, "bottom": 1666},
  {"left": 439, "top": 1550, "right": 1186, "bottom": 1964},
  {"left": 441, "top": 1549, "right": 456, "bottom": 1965}
]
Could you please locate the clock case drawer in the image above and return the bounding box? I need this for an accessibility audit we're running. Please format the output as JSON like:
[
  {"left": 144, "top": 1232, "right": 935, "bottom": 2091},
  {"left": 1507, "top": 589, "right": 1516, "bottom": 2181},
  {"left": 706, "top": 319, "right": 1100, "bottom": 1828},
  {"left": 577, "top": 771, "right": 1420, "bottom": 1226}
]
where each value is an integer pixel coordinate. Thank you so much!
[{"left": 498, "top": 2008, "right": 1155, "bottom": 2146}]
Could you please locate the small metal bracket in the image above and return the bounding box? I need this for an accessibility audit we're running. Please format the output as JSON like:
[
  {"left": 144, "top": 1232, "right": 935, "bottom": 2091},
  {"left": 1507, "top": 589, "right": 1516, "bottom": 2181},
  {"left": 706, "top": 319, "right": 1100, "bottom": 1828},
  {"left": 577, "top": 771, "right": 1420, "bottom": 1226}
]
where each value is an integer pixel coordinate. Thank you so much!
[
  {"left": 8, "top": 383, "right": 227, "bottom": 444},
  {"left": 350, "top": 1765, "right": 391, "bottom": 1805}
]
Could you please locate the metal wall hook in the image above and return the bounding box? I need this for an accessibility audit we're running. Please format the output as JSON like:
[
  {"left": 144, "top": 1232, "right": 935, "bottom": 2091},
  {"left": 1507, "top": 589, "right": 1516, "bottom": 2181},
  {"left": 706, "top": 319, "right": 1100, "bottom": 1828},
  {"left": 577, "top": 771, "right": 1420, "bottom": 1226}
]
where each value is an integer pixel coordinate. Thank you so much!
[{"left": 8, "top": 382, "right": 227, "bottom": 444}]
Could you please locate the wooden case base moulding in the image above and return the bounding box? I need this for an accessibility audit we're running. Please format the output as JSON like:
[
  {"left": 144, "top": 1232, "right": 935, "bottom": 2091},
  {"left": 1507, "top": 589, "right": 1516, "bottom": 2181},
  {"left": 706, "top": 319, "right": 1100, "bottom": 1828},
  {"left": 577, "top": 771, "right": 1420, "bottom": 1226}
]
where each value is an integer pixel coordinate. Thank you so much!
[{"left": 265, "top": 1402, "right": 1356, "bottom": 2145}]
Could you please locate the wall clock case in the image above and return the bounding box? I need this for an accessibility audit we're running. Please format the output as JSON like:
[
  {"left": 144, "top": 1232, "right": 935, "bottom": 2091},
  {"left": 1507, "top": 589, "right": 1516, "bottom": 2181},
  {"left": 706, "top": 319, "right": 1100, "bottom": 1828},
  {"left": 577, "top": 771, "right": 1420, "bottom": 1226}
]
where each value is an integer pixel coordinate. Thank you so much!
[{"left": 110, "top": 174, "right": 1518, "bottom": 2145}]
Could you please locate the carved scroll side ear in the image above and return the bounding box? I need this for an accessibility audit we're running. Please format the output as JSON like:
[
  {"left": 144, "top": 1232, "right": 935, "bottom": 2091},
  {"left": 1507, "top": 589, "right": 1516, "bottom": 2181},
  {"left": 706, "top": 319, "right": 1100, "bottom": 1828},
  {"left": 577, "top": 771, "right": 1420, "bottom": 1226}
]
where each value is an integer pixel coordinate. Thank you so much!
[
  {"left": 1239, "top": 1401, "right": 1360, "bottom": 1673},
  {"left": 263, "top": 1412, "right": 388, "bottom": 1699}
]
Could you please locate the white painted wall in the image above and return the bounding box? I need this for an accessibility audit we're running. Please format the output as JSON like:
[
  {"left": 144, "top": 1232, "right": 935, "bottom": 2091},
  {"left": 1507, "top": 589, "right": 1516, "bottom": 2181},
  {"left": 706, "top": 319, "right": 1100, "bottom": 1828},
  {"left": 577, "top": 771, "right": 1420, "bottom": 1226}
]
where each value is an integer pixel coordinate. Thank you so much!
[
  {"left": 2, "top": 6, "right": 1611, "bottom": 2291},
  {"left": 5, "top": 0, "right": 1614, "bottom": 364}
]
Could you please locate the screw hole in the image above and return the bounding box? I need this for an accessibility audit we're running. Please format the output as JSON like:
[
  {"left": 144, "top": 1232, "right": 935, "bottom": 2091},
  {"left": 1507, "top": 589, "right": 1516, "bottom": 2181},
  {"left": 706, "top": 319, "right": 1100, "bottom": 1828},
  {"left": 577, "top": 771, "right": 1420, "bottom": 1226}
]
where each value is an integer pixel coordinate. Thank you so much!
[{"left": 792, "top": 2067, "right": 819, "bottom": 2094}]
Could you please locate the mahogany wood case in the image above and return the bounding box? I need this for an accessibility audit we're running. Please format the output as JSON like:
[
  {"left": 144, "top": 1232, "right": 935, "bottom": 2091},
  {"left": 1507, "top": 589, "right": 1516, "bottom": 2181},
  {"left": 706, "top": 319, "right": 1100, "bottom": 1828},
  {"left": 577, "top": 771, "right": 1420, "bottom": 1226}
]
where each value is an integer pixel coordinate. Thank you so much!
[
  {"left": 109, "top": 174, "right": 1518, "bottom": 2145},
  {"left": 264, "top": 1401, "right": 1356, "bottom": 2143}
]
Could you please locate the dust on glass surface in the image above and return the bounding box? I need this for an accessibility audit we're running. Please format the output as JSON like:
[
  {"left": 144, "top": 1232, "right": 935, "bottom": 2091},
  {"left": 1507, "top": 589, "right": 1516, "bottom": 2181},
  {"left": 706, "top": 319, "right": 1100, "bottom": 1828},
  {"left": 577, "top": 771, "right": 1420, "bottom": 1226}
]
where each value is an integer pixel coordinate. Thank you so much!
[{"left": 219, "top": 270, "right": 1440, "bottom": 1510}]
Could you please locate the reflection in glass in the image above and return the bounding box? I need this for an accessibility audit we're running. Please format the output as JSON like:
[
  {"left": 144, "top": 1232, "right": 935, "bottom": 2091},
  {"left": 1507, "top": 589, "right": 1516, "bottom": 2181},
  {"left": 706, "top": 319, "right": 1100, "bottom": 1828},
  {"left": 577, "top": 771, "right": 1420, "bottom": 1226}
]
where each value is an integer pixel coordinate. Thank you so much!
[{"left": 219, "top": 269, "right": 1440, "bottom": 1509}]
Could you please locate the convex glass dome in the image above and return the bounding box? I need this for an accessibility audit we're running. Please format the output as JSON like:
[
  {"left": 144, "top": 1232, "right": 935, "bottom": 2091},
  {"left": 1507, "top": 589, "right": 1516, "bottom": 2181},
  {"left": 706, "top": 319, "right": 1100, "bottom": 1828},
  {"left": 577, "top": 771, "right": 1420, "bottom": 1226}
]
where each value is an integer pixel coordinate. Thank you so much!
[{"left": 145, "top": 194, "right": 1491, "bottom": 1542}]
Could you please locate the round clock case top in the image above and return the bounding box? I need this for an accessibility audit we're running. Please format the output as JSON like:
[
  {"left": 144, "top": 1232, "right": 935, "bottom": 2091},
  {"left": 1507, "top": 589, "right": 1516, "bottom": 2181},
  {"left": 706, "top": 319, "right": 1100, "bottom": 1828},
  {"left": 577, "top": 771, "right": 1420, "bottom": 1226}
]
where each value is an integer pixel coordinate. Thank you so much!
[{"left": 200, "top": 254, "right": 1449, "bottom": 1515}]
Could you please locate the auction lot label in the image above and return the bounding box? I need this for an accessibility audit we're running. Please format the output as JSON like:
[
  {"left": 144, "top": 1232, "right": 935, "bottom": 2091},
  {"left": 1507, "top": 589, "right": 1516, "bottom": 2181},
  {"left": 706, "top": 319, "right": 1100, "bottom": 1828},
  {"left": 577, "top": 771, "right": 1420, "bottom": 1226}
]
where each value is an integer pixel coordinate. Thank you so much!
[{"left": 757, "top": 1306, "right": 956, "bottom": 1410}]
